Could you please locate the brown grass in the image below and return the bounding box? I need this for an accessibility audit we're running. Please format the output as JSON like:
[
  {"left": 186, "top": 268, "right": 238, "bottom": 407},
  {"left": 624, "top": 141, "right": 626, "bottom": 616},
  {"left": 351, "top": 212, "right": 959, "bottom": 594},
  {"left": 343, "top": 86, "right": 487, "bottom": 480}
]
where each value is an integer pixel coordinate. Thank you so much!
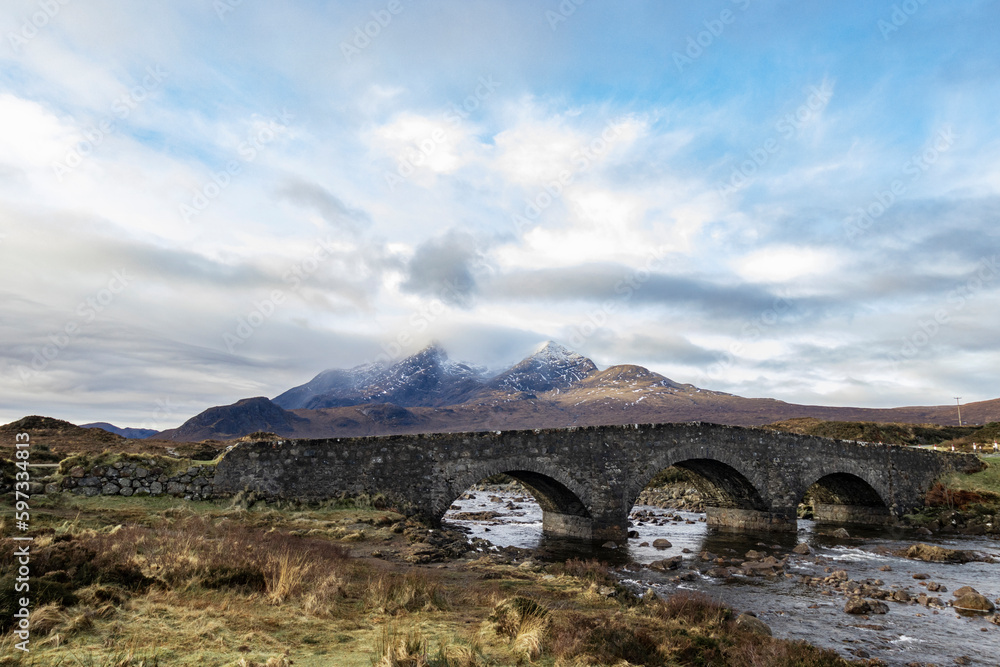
[
  {"left": 0, "top": 491, "right": 863, "bottom": 666},
  {"left": 925, "top": 482, "right": 990, "bottom": 509}
]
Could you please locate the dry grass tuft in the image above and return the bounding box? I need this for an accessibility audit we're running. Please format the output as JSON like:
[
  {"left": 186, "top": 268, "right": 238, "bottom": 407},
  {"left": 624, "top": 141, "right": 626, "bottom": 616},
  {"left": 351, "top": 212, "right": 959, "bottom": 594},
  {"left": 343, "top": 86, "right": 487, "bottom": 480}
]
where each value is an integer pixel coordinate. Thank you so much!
[
  {"left": 366, "top": 571, "right": 450, "bottom": 615},
  {"left": 27, "top": 603, "right": 67, "bottom": 636},
  {"left": 265, "top": 550, "right": 313, "bottom": 605},
  {"left": 433, "top": 639, "right": 487, "bottom": 667},
  {"left": 373, "top": 625, "right": 429, "bottom": 667},
  {"left": 655, "top": 589, "right": 730, "bottom": 625}
]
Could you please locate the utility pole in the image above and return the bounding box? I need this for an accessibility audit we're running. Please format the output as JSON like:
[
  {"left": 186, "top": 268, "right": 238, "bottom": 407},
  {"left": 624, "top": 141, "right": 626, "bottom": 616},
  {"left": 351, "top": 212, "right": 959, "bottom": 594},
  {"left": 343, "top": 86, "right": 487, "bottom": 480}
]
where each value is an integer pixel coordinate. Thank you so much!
[{"left": 954, "top": 397, "right": 963, "bottom": 426}]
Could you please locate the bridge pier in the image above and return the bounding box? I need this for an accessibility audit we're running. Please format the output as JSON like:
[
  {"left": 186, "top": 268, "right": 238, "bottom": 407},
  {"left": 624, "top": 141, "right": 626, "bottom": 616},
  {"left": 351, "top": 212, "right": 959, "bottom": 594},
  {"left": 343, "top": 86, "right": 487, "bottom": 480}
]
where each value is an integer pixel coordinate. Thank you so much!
[
  {"left": 813, "top": 503, "right": 893, "bottom": 526},
  {"left": 705, "top": 506, "right": 797, "bottom": 532},
  {"left": 542, "top": 512, "right": 593, "bottom": 541},
  {"left": 541, "top": 511, "right": 628, "bottom": 544}
]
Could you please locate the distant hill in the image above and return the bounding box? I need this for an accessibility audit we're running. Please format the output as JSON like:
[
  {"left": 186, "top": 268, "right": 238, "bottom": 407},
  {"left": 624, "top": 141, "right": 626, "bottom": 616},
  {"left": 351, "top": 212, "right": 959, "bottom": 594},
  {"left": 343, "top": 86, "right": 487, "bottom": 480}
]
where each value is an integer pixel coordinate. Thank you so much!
[
  {"left": 81, "top": 422, "right": 159, "bottom": 439},
  {"left": 155, "top": 396, "right": 309, "bottom": 442},
  {"left": 148, "top": 341, "right": 1000, "bottom": 442},
  {"left": 0, "top": 416, "right": 126, "bottom": 458},
  {"left": 0, "top": 415, "right": 223, "bottom": 459}
]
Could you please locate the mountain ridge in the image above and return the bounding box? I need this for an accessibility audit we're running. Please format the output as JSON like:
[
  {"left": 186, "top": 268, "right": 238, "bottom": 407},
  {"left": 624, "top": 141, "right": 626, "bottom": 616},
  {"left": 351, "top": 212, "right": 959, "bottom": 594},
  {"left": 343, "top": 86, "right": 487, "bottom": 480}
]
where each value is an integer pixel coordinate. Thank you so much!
[{"left": 150, "top": 342, "right": 1000, "bottom": 442}]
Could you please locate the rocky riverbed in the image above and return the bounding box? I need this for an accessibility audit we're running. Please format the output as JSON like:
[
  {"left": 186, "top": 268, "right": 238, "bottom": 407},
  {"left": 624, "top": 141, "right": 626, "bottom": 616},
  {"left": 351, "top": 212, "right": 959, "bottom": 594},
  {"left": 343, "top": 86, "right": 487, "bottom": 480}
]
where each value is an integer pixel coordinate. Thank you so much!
[{"left": 444, "top": 487, "right": 1000, "bottom": 666}]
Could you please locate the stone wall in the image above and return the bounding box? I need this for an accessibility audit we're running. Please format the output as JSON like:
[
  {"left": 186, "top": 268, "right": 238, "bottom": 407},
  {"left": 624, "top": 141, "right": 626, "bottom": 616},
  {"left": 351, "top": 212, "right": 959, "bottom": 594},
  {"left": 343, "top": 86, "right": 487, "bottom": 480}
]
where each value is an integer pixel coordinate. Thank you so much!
[{"left": 54, "top": 458, "right": 217, "bottom": 500}]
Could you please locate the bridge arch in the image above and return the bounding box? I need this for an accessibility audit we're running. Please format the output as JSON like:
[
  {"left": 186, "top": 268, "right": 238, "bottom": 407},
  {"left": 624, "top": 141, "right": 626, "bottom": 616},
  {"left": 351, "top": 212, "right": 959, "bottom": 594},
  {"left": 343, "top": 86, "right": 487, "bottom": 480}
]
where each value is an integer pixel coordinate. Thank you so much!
[
  {"left": 626, "top": 445, "right": 770, "bottom": 515},
  {"left": 799, "top": 468, "right": 893, "bottom": 526},
  {"left": 439, "top": 459, "right": 594, "bottom": 540}
]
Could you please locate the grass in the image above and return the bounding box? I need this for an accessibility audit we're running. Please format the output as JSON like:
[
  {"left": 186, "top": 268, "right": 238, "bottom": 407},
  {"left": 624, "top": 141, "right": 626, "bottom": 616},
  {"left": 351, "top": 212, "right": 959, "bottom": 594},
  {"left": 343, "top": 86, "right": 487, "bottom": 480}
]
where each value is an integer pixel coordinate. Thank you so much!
[
  {"left": 764, "top": 417, "right": 978, "bottom": 447},
  {"left": 926, "top": 455, "right": 1000, "bottom": 509},
  {"left": 0, "top": 491, "right": 862, "bottom": 667}
]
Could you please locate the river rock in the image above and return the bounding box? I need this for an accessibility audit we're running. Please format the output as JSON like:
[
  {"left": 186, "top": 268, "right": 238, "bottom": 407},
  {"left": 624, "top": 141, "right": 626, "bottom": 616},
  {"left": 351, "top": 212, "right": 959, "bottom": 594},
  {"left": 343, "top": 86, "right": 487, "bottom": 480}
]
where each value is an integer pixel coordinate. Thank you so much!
[
  {"left": 844, "top": 597, "right": 888, "bottom": 615},
  {"left": 952, "top": 592, "right": 995, "bottom": 612},
  {"left": 648, "top": 556, "right": 682, "bottom": 571},
  {"left": 902, "top": 543, "right": 976, "bottom": 563},
  {"left": 891, "top": 590, "right": 911, "bottom": 603},
  {"left": 652, "top": 538, "right": 672, "bottom": 549},
  {"left": 452, "top": 511, "right": 502, "bottom": 521},
  {"left": 829, "top": 527, "right": 851, "bottom": 538},
  {"left": 792, "top": 542, "right": 811, "bottom": 555},
  {"left": 953, "top": 586, "right": 980, "bottom": 597},
  {"left": 741, "top": 560, "right": 783, "bottom": 576},
  {"left": 734, "top": 612, "right": 772, "bottom": 636}
]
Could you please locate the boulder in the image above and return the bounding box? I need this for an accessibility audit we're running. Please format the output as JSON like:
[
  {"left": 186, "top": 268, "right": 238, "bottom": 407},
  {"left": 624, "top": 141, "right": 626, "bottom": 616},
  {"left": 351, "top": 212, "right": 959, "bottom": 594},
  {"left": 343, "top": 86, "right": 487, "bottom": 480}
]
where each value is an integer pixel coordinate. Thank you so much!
[
  {"left": 830, "top": 527, "right": 851, "bottom": 538},
  {"left": 744, "top": 549, "right": 765, "bottom": 560},
  {"left": 844, "top": 597, "right": 889, "bottom": 615},
  {"left": 741, "top": 560, "right": 783, "bottom": 576},
  {"left": 648, "top": 556, "right": 683, "bottom": 572},
  {"left": 953, "top": 586, "right": 980, "bottom": 598},
  {"left": 952, "top": 592, "right": 995, "bottom": 613},
  {"left": 652, "top": 538, "right": 672, "bottom": 549},
  {"left": 902, "top": 543, "right": 972, "bottom": 563},
  {"left": 734, "top": 613, "right": 771, "bottom": 636},
  {"left": 792, "top": 542, "right": 811, "bottom": 555}
]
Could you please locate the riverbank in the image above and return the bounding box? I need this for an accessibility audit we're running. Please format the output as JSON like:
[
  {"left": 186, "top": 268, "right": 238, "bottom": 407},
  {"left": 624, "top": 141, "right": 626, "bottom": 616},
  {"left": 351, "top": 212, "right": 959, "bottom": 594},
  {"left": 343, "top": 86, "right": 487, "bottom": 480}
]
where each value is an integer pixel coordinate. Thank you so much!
[
  {"left": 0, "top": 492, "right": 867, "bottom": 666},
  {"left": 445, "top": 490, "right": 1000, "bottom": 666}
]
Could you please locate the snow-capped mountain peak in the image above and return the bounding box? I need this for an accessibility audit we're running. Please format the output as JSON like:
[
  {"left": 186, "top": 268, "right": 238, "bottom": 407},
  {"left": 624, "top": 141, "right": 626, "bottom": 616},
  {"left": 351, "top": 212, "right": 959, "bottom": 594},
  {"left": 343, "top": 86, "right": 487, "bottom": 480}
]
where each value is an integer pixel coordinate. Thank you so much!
[{"left": 487, "top": 340, "right": 598, "bottom": 394}]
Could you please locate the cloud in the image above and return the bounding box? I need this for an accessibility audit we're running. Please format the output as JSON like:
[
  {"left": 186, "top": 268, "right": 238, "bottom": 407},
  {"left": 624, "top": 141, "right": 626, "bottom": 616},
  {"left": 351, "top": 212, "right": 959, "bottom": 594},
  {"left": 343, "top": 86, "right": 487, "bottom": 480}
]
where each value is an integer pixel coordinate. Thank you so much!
[
  {"left": 2, "top": 1, "right": 999, "bottom": 426},
  {"left": 276, "top": 178, "right": 370, "bottom": 233},
  {"left": 400, "top": 230, "right": 489, "bottom": 308}
]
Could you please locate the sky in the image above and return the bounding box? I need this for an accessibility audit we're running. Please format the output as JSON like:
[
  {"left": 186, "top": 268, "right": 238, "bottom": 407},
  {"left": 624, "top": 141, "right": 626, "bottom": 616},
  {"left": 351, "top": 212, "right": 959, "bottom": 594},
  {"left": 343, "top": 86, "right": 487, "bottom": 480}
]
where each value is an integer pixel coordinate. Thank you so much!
[{"left": 1, "top": 0, "right": 998, "bottom": 430}]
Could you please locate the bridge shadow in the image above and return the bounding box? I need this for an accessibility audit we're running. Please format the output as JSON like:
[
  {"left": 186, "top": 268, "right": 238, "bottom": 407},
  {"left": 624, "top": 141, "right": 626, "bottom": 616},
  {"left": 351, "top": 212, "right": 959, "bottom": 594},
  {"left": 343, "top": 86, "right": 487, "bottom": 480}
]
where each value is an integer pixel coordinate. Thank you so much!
[{"left": 801, "top": 472, "right": 892, "bottom": 526}]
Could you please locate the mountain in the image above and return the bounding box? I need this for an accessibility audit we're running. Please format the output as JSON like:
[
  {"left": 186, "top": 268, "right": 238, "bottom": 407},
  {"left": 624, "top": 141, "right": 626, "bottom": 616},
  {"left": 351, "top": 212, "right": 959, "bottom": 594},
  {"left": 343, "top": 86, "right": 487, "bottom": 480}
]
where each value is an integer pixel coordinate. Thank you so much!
[
  {"left": 486, "top": 341, "right": 597, "bottom": 394},
  {"left": 81, "top": 422, "right": 159, "bottom": 439},
  {"left": 145, "top": 341, "right": 1000, "bottom": 442},
  {"left": 274, "top": 343, "right": 488, "bottom": 410},
  {"left": 155, "top": 397, "right": 309, "bottom": 442},
  {"left": 272, "top": 362, "right": 386, "bottom": 409}
]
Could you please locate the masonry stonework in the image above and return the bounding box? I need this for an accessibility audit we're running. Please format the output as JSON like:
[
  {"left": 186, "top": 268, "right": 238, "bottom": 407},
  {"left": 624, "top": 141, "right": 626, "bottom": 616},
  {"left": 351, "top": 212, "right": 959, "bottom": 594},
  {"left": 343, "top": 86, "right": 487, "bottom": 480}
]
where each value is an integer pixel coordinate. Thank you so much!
[{"left": 213, "top": 422, "right": 981, "bottom": 543}]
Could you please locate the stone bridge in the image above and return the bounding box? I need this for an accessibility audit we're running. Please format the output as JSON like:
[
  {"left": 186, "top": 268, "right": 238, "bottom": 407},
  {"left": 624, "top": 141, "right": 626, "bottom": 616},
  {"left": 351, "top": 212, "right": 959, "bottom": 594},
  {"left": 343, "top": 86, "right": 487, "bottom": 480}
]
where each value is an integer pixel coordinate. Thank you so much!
[{"left": 213, "top": 422, "right": 982, "bottom": 543}]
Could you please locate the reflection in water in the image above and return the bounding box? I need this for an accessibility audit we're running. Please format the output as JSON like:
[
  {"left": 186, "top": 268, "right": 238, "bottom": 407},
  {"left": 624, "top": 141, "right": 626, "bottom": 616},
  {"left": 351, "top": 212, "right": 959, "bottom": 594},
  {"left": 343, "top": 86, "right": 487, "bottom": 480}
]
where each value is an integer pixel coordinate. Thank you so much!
[{"left": 444, "top": 490, "right": 1000, "bottom": 667}]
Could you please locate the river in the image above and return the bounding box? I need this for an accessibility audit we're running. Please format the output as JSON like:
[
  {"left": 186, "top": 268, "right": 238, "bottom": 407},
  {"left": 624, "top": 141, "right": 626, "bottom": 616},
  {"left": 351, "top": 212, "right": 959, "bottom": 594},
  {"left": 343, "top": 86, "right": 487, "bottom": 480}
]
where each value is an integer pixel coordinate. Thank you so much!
[{"left": 444, "top": 490, "right": 1000, "bottom": 666}]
